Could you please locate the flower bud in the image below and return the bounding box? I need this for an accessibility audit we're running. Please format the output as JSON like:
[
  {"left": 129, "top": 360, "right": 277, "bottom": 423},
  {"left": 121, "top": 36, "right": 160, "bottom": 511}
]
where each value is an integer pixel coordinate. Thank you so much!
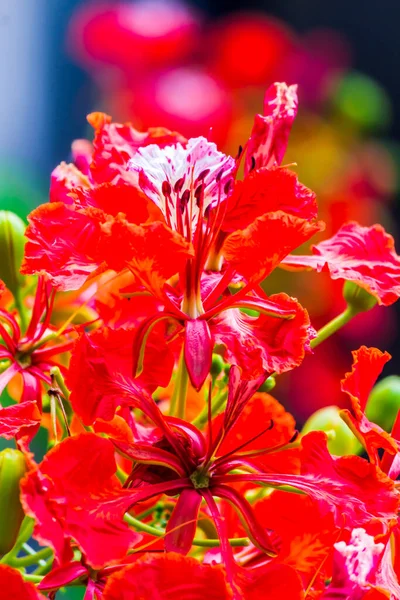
[
  {"left": 366, "top": 375, "right": 400, "bottom": 432},
  {"left": 343, "top": 281, "right": 377, "bottom": 314},
  {"left": 258, "top": 376, "right": 276, "bottom": 393},
  {"left": 302, "top": 406, "right": 360, "bottom": 456},
  {"left": 0, "top": 211, "right": 26, "bottom": 296},
  {"left": 210, "top": 354, "right": 225, "bottom": 379},
  {"left": 0, "top": 448, "right": 27, "bottom": 557}
]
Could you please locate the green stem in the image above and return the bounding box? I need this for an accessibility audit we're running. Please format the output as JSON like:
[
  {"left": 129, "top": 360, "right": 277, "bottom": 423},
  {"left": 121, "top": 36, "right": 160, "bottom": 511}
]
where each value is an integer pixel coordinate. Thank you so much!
[
  {"left": 33, "top": 555, "right": 54, "bottom": 576},
  {"left": 22, "top": 573, "right": 43, "bottom": 583},
  {"left": 50, "top": 366, "right": 70, "bottom": 401},
  {"left": 191, "top": 390, "right": 228, "bottom": 429},
  {"left": 9, "top": 546, "right": 53, "bottom": 568},
  {"left": 170, "top": 351, "right": 189, "bottom": 420},
  {"left": 0, "top": 516, "right": 34, "bottom": 564},
  {"left": 124, "top": 514, "right": 249, "bottom": 547},
  {"left": 310, "top": 307, "right": 357, "bottom": 349}
]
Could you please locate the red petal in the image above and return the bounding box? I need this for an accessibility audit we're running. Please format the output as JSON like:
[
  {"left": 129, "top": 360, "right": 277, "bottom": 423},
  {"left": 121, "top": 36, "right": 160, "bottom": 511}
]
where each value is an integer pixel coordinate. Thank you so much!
[
  {"left": 50, "top": 162, "right": 90, "bottom": 204},
  {"left": 22, "top": 203, "right": 106, "bottom": 291},
  {"left": 165, "top": 489, "right": 202, "bottom": 554},
  {"left": 217, "top": 432, "right": 399, "bottom": 528},
  {"left": 340, "top": 346, "right": 397, "bottom": 463},
  {"left": 73, "top": 180, "right": 150, "bottom": 225},
  {"left": 241, "top": 563, "right": 304, "bottom": 600},
  {"left": 102, "top": 552, "right": 232, "bottom": 599},
  {"left": 101, "top": 218, "right": 193, "bottom": 295},
  {"left": 184, "top": 319, "right": 213, "bottom": 390},
  {"left": 68, "top": 327, "right": 174, "bottom": 425},
  {"left": 223, "top": 211, "right": 323, "bottom": 284},
  {"left": 38, "top": 561, "right": 88, "bottom": 591},
  {"left": 20, "top": 433, "right": 141, "bottom": 569},
  {"left": 212, "top": 294, "right": 313, "bottom": 379},
  {"left": 214, "top": 392, "right": 296, "bottom": 462},
  {"left": 245, "top": 82, "right": 298, "bottom": 174},
  {"left": 223, "top": 167, "right": 317, "bottom": 233},
  {"left": 87, "top": 111, "right": 186, "bottom": 183},
  {"left": 282, "top": 222, "right": 400, "bottom": 305},
  {"left": 0, "top": 565, "right": 46, "bottom": 599},
  {"left": 0, "top": 401, "right": 41, "bottom": 442}
]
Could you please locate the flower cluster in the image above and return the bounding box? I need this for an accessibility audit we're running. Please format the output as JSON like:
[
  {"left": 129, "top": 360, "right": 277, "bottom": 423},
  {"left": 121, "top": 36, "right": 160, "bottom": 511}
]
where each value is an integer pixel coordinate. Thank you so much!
[{"left": 1, "top": 82, "right": 400, "bottom": 599}]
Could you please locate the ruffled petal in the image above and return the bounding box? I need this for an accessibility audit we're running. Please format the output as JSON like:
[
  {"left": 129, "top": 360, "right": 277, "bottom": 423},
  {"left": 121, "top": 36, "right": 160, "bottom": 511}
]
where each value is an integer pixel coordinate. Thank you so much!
[
  {"left": 102, "top": 552, "right": 232, "bottom": 599},
  {"left": 50, "top": 162, "right": 91, "bottom": 204},
  {"left": 68, "top": 327, "right": 174, "bottom": 425},
  {"left": 0, "top": 401, "right": 41, "bottom": 443},
  {"left": 324, "top": 528, "right": 385, "bottom": 599},
  {"left": 340, "top": 346, "right": 397, "bottom": 463},
  {"left": 223, "top": 211, "right": 323, "bottom": 284},
  {"left": 22, "top": 203, "right": 106, "bottom": 291},
  {"left": 217, "top": 432, "right": 399, "bottom": 528},
  {"left": 87, "top": 111, "right": 186, "bottom": 183},
  {"left": 222, "top": 167, "right": 317, "bottom": 233},
  {"left": 212, "top": 294, "right": 313, "bottom": 378},
  {"left": 282, "top": 222, "right": 400, "bottom": 305},
  {"left": 100, "top": 218, "right": 193, "bottom": 296},
  {"left": 245, "top": 82, "right": 298, "bottom": 174}
]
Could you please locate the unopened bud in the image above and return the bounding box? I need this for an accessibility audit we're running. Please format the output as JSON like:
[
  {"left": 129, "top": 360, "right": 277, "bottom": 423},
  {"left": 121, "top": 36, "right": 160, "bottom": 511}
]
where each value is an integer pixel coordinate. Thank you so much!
[
  {"left": 0, "top": 448, "right": 27, "bottom": 557},
  {"left": 210, "top": 354, "right": 225, "bottom": 379},
  {"left": 302, "top": 406, "right": 359, "bottom": 456},
  {"left": 258, "top": 376, "right": 276, "bottom": 393},
  {"left": 366, "top": 375, "right": 400, "bottom": 432},
  {"left": 0, "top": 211, "right": 26, "bottom": 295},
  {"left": 343, "top": 281, "right": 377, "bottom": 314}
]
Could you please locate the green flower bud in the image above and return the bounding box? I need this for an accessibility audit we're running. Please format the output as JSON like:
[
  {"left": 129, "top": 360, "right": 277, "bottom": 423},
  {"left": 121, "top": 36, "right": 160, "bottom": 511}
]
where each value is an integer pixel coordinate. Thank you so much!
[
  {"left": 302, "top": 406, "right": 360, "bottom": 456},
  {"left": 258, "top": 376, "right": 276, "bottom": 393},
  {"left": 0, "top": 448, "right": 27, "bottom": 557},
  {"left": 210, "top": 354, "right": 225, "bottom": 379},
  {"left": 343, "top": 281, "right": 377, "bottom": 313},
  {"left": 0, "top": 211, "right": 26, "bottom": 295},
  {"left": 366, "top": 375, "right": 400, "bottom": 432}
]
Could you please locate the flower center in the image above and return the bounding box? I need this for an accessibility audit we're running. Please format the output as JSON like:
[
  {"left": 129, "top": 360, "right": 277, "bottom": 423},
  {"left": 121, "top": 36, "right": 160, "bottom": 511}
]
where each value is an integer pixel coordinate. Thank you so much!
[
  {"left": 190, "top": 468, "right": 210, "bottom": 489},
  {"left": 15, "top": 350, "right": 32, "bottom": 368}
]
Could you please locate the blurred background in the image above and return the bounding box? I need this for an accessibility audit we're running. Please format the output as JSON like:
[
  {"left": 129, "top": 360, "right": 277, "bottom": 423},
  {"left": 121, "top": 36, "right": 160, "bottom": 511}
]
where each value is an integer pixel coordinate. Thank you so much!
[{"left": 1, "top": 0, "right": 400, "bottom": 422}]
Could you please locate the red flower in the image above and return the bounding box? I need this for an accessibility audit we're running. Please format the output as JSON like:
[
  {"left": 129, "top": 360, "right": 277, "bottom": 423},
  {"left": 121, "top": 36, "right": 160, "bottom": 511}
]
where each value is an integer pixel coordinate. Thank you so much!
[
  {"left": 23, "top": 83, "right": 322, "bottom": 389},
  {"left": 282, "top": 222, "right": 400, "bottom": 305},
  {"left": 0, "top": 277, "right": 74, "bottom": 405}
]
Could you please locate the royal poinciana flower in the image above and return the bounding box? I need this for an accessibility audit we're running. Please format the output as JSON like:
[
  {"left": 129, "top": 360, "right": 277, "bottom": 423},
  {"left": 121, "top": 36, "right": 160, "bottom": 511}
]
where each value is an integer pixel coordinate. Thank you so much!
[
  {"left": 0, "top": 277, "right": 74, "bottom": 405},
  {"left": 21, "top": 83, "right": 322, "bottom": 390}
]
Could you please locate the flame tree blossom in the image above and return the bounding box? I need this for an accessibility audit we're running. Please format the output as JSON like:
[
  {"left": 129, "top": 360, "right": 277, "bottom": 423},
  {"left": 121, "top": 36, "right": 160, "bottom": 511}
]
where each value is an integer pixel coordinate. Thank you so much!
[
  {"left": 3, "top": 78, "right": 400, "bottom": 599},
  {"left": 22, "top": 82, "right": 324, "bottom": 391}
]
